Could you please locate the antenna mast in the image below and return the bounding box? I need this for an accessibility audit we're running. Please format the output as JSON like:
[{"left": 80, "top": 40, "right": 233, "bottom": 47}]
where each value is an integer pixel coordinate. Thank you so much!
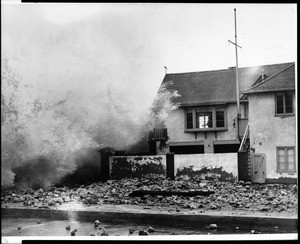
[{"left": 228, "top": 8, "right": 241, "bottom": 118}]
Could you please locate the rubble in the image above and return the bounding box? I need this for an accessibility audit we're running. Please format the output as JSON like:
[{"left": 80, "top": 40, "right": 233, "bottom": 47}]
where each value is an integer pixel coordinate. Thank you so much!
[
  {"left": 138, "top": 230, "right": 148, "bottom": 235},
  {"left": 209, "top": 224, "right": 218, "bottom": 229},
  {"left": 94, "top": 220, "right": 101, "bottom": 227},
  {"left": 1, "top": 175, "right": 298, "bottom": 216},
  {"left": 129, "top": 227, "right": 135, "bottom": 234},
  {"left": 148, "top": 227, "right": 155, "bottom": 233}
]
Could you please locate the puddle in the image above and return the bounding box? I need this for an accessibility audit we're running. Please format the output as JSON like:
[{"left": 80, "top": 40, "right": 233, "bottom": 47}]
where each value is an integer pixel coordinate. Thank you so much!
[{"left": 1, "top": 217, "right": 297, "bottom": 236}]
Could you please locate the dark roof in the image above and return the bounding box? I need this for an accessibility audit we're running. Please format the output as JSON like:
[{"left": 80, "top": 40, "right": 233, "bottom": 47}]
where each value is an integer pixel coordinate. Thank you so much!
[
  {"left": 161, "top": 62, "right": 294, "bottom": 106},
  {"left": 242, "top": 63, "right": 295, "bottom": 94}
]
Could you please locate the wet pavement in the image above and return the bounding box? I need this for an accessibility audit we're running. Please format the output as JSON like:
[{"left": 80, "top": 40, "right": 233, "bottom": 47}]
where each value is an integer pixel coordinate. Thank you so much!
[{"left": 2, "top": 217, "right": 297, "bottom": 236}]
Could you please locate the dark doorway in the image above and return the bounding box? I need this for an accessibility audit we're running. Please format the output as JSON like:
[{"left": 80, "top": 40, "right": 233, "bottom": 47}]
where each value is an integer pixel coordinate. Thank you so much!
[
  {"left": 169, "top": 145, "right": 204, "bottom": 154},
  {"left": 214, "top": 144, "right": 240, "bottom": 153}
]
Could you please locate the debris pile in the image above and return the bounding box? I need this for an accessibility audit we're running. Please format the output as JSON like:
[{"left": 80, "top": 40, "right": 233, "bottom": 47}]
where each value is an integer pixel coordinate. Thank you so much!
[{"left": 1, "top": 175, "right": 297, "bottom": 215}]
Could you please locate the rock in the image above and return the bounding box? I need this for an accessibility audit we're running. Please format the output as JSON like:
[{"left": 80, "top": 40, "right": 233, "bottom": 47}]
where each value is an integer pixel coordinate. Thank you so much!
[
  {"left": 148, "top": 227, "right": 155, "bottom": 233},
  {"left": 37, "top": 221, "right": 42, "bottom": 224},
  {"left": 260, "top": 207, "right": 269, "bottom": 212},
  {"left": 55, "top": 197, "right": 64, "bottom": 204},
  {"left": 17, "top": 226, "right": 21, "bottom": 230},
  {"left": 139, "top": 230, "right": 148, "bottom": 236},
  {"left": 129, "top": 227, "right": 135, "bottom": 234},
  {"left": 245, "top": 181, "right": 251, "bottom": 185},
  {"left": 94, "top": 220, "right": 101, "bottom": 227},
  {"left": 209, "top": 204, "right": 218, "bottom": 210},
  {"left": 141, "top": 186, "right": 150, "bottom": 191},
  {"left": 267, "top": 196, "right": 275, "bottom": 201},
  {"left": 250, "top": 230, "right": 258, "bottom": 234},
  {"left": 238, "top": 180, "right": 244, "bottom": 185},
  {"left": 65, "top": 225, "right": 71, "bottom": 230},
  {"left": 209, "top": 224, "right": 217, "bottom": 229},
  {"left": 71, "top": 230, "right": 76, "bottom": 236},
  {"left": 235, "top": 227, "right": 239, "bottom": 231},
  {"left": 98, "top": 227, "right": 107, "bottom": 236},
  {"left": 63, "top": 196, "right": 71, "bottom": 202}
]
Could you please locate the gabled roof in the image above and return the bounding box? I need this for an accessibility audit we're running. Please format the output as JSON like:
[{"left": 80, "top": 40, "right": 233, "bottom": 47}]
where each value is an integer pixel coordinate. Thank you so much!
[
  {"left": 242, "top": 63, "right": 295, "bottom": 94},
  {"left": 161, "top": 62, "right": 294, "bottom": 106}
]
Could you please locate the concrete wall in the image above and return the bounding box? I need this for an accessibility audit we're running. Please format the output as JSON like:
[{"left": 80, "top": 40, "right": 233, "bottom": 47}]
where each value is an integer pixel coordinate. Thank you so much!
[
  {"left": 248, "top": 92, "right": 296, "bottom": 179},
  {"left": 174, "top": 153, "right": 238, "bottom": 181},
  {"left": 110, "top": 155, "right": 166, "bottom": 179},
  {"left": 109, "top": 153, "right": 238, "bottom": 182},
  {"left": 164, "top": 103, "right": 243, "bottom": 153}
]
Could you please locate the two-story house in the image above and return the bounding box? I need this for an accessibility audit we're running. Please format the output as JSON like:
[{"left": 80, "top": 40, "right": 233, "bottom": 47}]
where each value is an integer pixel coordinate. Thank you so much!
[
  {"left": 242, "top": 63, "right": 296, "bottom": 183},
  {"left": 149, "top": 62, "right": 294, "bottom": 158}
]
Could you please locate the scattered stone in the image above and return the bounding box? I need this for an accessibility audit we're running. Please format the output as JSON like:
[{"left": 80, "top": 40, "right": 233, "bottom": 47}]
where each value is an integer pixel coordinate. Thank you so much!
[
  {"left": 235, "top": 227, "right": 239, "bottom": 231},
  {"left": 250, "top": 230, "right": 258, "bottom": 234},
  {"left": 209, "top": 204, "right": 218, "bottom": 210},
  {"left": 98, "top": 227, "right": 108, "bottom": 236},
  {"left": 148, "top": 227, "right": 155, "bottom": 233},
  {"left": 71, "top": 230, "right": 76, "bottom": 236},
  {"left": 37, "top": 221, "right": 42, "bottom": 224},
  {"left": 94, "top": 220, "right": 101, "bottom": 227},
  {"left": 139, "top": 230, "right": 148, "bottom": 235},
  {"left": 65, "top": 225, "right": 71, "bottom": 230},
  {"left": 17, "top": 226, "right": 21, "bottom": 230},
  {"left": 209, "top": 224, "right": 217, "bottom": 229},
  {"left": 260, "top": 207, "right": 269, "bottom": 212},
  {"left": 1, "top": 177, "right": 297, "bottom": 218},
  {"left": 129, "top": 227, "right": 135, "bottom": 234}
]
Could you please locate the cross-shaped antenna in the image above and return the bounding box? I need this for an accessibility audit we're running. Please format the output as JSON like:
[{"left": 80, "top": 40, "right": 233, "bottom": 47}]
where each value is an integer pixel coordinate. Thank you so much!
[{"left": 228, "top": 40, "right": 242, "bottom": 49}]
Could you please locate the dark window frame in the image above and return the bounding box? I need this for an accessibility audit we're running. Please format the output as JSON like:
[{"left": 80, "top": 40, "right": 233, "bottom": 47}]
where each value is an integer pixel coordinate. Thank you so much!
[
  {"left": 276, "top": 146, "right": 296, "bottom": 173},
  {"left": 275, "top": 92, "right": 294, "bottom": 116},
  {"left": 185, "top": 106, "right": 227, "bottom": 132}
]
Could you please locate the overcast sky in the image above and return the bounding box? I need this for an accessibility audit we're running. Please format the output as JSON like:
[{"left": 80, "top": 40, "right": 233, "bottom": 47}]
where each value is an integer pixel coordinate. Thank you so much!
[{"left": 2, "top": 3, "right": 297, "bottom": 112}]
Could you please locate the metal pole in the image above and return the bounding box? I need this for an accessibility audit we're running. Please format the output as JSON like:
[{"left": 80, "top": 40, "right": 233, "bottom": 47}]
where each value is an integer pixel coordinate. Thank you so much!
[{"left": 234, "top": 8, "right": 240, "bottom": 117}]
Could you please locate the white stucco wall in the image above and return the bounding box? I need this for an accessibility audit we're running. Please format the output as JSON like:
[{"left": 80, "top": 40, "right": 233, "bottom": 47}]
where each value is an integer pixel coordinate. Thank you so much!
[
  {"left": 248, "top": 92, "right": 296, "bottom": 179},
  {"left": 174, "top": 153, "right": 238, "bottom": 177}
]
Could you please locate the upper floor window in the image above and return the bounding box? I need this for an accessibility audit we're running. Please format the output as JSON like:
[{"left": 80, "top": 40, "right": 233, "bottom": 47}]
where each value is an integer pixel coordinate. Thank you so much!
[
  {"left": 275, "top": 92, "right": 294, "bottom": 116},
  {"left": 277, "top": 147, "right": 296, "bottom": 173},
  {"left": 185, "top": 106, "right": 227, "bottom": 131}
]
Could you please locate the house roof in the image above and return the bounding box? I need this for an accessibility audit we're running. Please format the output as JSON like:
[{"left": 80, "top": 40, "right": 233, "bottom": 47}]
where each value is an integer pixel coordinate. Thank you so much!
[
  {"left": 242, "top": 63, "right": 295, "bottom": 94},
  {"left": 161, "top": 62, "right": 295, "bottom": 106}
]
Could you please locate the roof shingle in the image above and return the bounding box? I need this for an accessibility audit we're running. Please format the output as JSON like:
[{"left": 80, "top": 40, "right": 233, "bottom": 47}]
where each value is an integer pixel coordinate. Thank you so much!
[{"left": 161, "top": 62, "right": 294, "bottom": 106}]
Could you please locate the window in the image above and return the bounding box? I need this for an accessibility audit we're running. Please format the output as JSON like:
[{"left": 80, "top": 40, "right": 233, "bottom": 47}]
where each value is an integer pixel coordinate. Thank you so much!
[
  {"left": 186, "top": 112, "right": 193, "bottom": 129},
  {"left": 277, "top": 147, "right": 296, "bottom": 172},
  {"left": 276, "top": 93, "right": 294, "bottom": 115},
  {"left": 185, "top": 106, "right": 227, "bottom": 131},
  {"left": 196, "top": 108, "right": 213, "bottom": 128}
]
